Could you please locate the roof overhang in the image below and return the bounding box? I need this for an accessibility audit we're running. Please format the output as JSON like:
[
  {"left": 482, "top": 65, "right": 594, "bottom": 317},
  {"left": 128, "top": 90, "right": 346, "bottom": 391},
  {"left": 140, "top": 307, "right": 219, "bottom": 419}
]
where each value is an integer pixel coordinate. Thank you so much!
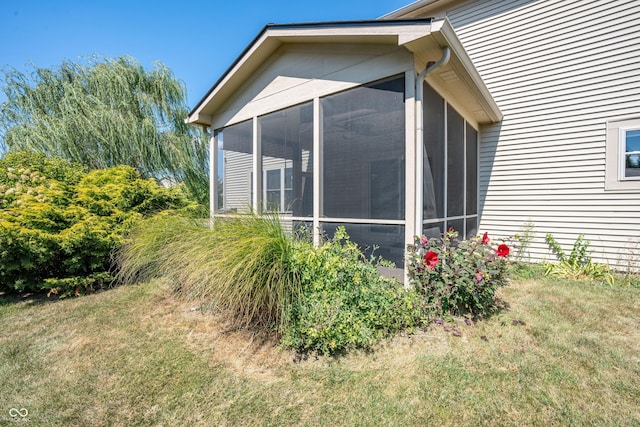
[
  {"left": 382, "top": 0, "right": 464, "bottom": 19},
  {"left": 187, "top": 17, "right": 501, "bottom": 127}
]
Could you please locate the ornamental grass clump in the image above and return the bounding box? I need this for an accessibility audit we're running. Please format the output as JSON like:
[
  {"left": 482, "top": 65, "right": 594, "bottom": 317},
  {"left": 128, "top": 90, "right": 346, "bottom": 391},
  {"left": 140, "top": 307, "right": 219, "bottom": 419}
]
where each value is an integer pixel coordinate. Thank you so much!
[
  {"left": 116, "top": 212, "right": 300, "bottom": 329},
  {"left": 407, "top": 229, "right": 510, "bottom": 316}
]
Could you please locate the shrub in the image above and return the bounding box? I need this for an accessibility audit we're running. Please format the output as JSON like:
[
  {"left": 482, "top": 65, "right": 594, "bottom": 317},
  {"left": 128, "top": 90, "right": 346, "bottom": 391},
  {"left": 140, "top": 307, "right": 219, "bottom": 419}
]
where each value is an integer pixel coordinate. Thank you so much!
[
  {"left": 0, "top": 151, "right": 190, "bottom": 295},
  {"left": 117, "top": 216, "right": 425, "bottom": 355},
  {"left": 544, "top": 233, "right": 614, "bottom": 285},
  {"left": 282, "top": 227, "right": 425, "bottom": 356},
  {"left": 116, "top": 212, "right": 300, "bottom": 329},
  {"left": 407, "top": 229, "right": 510, "bottom": 316}
]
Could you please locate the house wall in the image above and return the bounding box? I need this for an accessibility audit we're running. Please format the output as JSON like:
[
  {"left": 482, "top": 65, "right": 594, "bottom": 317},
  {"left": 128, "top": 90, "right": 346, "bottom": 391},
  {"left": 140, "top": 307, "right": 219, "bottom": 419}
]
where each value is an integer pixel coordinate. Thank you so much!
[
  {"left": 412, "top": 0, "right": 640, "bottom": 268},
  {"left": 210, "top": 43, "right": 414, "bottom": 129}
]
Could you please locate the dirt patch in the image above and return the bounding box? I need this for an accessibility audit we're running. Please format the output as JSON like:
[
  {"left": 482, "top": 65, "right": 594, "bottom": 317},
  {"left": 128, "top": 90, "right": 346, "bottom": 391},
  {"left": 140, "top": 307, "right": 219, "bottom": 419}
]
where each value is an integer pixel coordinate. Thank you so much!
[{"left": 139, "top": 285, "right": 292, "bottom": 382}]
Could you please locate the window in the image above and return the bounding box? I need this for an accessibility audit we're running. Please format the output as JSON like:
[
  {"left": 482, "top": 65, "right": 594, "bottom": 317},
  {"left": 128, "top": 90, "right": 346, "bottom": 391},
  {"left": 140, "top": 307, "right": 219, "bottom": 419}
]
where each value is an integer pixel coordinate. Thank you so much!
[
  {"left": 263, "top": 167, "right": 293, "bottom": 212},
  {"left": 623, "top": 129, "right": 640, "bottom": 179},
  {"left": 423, "top": 83, "right": 479, "bottom": 239},
  {"left": 216, "top": 75, "right": 407, "bottom": 267},
  {"left": 265, "top": 169, "right": 281, "bottom": 211},
  {"left": 322, "top": 76, "right": 405, "bottom": 220},
  {"left": 218, "top": 119, "right": 253, "bottom": 212},
  {"left": 259, "top": 102, "right": 313, "bottom": 216},
  {"left": 321, "top": 75, "right": 406, "bottom": 267},
  {"left": 606, "top": 117, "right": 640, "bottom": 191}
]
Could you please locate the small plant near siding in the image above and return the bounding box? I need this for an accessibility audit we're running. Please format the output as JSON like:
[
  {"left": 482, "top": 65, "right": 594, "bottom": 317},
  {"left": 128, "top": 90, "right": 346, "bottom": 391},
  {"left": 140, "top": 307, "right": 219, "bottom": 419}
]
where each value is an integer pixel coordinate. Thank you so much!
[
  {"left": 544, "top": 233, "right": 614, "bottom": 285},
  {"left": 514, "top": 221, "right": 535, "bottom": 262},
  {"left": 407, "top": 229, "right": 511, "bottom": 316}
]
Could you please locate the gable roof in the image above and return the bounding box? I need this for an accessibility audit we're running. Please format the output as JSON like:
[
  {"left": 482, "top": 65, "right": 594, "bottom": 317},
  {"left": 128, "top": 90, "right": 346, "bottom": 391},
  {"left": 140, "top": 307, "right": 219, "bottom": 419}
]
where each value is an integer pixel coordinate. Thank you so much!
[{"left": 187, "top": 17, "right": 501, "bottom": 126}]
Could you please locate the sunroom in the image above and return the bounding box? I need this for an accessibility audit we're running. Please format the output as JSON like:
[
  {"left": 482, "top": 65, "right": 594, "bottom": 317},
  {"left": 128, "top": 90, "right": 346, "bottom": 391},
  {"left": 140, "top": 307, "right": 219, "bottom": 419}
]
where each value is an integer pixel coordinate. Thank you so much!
[{"left": 187, "top": 17, "right": 501, "bottom": 274}]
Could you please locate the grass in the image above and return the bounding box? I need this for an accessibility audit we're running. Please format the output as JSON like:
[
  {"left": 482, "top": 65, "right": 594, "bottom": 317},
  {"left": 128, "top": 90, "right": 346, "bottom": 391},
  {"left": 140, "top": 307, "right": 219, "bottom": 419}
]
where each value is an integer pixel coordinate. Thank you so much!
[
  {"left": 0, "top": 275, "right": 638, "bottom": 426},
  {"left": 116, "top": 212, "right": 300, "bottom": 329}
]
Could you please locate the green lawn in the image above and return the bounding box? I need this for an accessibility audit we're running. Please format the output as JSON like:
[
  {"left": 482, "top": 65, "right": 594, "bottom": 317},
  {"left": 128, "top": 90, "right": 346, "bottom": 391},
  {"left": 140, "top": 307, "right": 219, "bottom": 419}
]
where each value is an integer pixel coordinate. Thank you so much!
[{"left": 1, "top": 275, "right": 638, "bottom": 426}]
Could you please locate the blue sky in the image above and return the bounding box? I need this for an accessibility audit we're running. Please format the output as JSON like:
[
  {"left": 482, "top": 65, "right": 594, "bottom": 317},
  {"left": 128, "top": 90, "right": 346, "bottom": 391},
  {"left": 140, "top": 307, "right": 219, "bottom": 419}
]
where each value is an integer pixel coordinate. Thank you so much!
[{"left": 0, "top": 0, "right": 410, "bottom": 108}]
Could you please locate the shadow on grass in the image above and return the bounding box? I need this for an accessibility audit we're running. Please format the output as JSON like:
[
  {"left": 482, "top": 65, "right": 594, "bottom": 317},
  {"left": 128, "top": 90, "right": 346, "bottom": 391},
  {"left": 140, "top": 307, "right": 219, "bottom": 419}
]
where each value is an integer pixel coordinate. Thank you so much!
[{"left": 0, "top": 283, "right": 121, "bottom": 308}]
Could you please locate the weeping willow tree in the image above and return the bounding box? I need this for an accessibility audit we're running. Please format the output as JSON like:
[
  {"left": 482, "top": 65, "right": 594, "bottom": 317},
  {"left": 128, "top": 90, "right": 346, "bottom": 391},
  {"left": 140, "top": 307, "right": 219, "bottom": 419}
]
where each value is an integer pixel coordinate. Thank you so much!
[{"left": 0, "top": 56, "right": 208, "bottom": 204}]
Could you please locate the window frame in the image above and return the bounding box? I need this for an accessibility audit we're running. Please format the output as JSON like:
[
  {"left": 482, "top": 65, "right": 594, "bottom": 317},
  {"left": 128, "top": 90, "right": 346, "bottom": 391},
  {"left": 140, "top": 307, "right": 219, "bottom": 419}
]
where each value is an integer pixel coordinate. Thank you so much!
[
  {"left": 605, "top": 117, "right": 640, "bottom": 191},
  {"left": 262, "top": 166, "right": 294, "bottom": 213},
  {"left": 620, "top": 127, "right": 640, "bottom": 181}
]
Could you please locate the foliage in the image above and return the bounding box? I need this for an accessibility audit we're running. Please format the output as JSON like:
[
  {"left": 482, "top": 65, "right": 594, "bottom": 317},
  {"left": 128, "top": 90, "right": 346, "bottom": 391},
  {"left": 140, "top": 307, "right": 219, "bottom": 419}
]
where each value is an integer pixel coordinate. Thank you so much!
[
  {"left": 282, "top": 227, "right": 426, "bottom": 355},
  {"left": 117, "top": 215, "right": 425, "bottom": 355},
  {"left": 514, "top": 221, "right": 535, "bottom": 262},
  {"left": 407, "top": 229, "right": 511, "bottom": 316},
  {"left": 0, "top": 56, "right": 208, "bottom": 203},
  {"left": 0, "top": 151, "right": 190, "bottom": 295},
  {"left": 116, "top": 212, "right": 301, "bottom": 329},
  {"left": 544, "top": 233, "right": 614, "bottom": 285}
]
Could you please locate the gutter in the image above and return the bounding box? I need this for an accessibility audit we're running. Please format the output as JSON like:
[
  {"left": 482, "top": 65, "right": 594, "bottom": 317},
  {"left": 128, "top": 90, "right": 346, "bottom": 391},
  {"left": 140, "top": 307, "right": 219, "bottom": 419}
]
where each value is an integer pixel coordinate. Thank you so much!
[{"left": 414, "top": 46, "right": 450, "bottom": 237}]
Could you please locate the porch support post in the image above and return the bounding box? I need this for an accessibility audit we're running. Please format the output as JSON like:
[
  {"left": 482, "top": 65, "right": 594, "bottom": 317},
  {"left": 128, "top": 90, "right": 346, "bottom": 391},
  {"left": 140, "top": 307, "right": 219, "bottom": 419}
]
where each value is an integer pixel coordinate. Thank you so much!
[
  {"left": 313, "top": 97, "right": 322, "bottom": 247},
  {"left": 404, "top": 70, "right": 417, "bottom": 282},
  {"left": 209, "top": 126, "right": 218, "bottom": 228},
  {"left": 252, "top": 117, "right": 261, "bottom": 212}
]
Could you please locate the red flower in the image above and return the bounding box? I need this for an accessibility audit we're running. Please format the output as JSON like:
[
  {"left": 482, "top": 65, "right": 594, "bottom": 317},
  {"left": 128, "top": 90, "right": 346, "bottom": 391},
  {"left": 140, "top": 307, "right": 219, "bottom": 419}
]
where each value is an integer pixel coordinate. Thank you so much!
[
  {"left": 496, "top": 244, "right": 510, "bottom": 257},
  {"left": 481, "top": 232, "right": 490, "bottom": 245},
  {"left": 424, "top": 251, "right": 439, "bottom": 269}
]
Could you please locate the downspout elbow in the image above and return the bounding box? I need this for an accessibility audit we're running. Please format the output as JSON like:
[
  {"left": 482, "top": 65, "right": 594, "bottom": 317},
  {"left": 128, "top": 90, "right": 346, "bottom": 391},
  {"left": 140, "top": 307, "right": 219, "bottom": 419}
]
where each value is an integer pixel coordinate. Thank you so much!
[{"left": 418, "top": 46, "right": 451, "bottom": 82}]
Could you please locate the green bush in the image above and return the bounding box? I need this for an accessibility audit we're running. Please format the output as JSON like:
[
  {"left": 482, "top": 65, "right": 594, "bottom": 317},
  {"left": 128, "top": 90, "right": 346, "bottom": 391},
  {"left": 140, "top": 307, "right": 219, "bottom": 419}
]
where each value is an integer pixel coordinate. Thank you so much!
[
  {"left": 0, "top": 151, "right": 191, "bottom": 295},
  {"left": 282, "top": 227, "right": 425, "bottom": 356},
  {"left": 407, "top": 229, "right": 510, "bottom": 316}
]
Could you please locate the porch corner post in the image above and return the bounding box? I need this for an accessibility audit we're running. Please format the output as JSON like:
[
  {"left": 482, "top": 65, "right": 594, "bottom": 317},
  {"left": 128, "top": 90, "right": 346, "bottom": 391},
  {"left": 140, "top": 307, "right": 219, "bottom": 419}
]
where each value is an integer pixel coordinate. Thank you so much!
[
  {"left": 312, "top": 97, "right": 322, "bottom": 247},
  {"left": 404, "top": 70, "right": 417, "bottom": 283},
  {"left": 209, "top": 126, "right": 218, "bottom": 229}
]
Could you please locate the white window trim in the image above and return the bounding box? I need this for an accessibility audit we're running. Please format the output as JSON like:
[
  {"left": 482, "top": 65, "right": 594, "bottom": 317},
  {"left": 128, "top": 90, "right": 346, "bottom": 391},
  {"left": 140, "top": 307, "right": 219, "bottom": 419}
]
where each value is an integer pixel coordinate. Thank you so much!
[
  {"left": 605, "top": 117, "right": 640, "bottom": 191},
  {"left": 260, "top": 167, "right": 295, "bottom": 213}
]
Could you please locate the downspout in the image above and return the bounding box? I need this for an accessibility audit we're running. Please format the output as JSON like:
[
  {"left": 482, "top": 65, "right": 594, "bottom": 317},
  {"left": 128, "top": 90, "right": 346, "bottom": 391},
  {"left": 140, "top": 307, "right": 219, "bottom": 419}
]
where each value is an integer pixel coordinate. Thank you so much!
[{"left": 414, "top": 47, "right": 450, "bottom": 238}]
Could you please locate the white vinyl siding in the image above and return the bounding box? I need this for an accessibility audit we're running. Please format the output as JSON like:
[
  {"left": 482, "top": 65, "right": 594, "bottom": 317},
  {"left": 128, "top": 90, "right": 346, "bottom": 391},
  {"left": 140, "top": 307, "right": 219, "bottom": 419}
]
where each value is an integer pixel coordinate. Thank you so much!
[{"left": 431, "top": 0, "right": 640, "bottom": 268}]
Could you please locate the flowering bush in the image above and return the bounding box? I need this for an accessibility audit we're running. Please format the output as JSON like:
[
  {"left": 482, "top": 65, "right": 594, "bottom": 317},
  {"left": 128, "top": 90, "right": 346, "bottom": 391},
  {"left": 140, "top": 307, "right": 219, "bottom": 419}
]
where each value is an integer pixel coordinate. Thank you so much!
[{"left": 407, "top": 229, "right": 510, "bottom": 316}]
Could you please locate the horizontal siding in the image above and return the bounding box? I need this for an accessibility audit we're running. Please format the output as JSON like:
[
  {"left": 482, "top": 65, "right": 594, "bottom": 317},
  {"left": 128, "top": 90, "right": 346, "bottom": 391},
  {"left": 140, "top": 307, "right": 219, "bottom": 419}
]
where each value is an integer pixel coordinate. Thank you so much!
[
  {"left": 223, "top": 151, "right": 252, "bottom": 211},
  {"left": 439, "top": 0, "right": 640, "bottom": 269}
]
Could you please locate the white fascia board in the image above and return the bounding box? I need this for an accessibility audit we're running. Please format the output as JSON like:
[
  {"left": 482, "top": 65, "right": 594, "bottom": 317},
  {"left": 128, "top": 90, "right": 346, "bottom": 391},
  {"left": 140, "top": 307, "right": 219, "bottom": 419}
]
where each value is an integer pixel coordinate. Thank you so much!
[
  {"left": 382, "top": 0, "right": 439, "bottom": 19},
  {"left": 381, "top": 0, "right": 464, "bottom": 19}
]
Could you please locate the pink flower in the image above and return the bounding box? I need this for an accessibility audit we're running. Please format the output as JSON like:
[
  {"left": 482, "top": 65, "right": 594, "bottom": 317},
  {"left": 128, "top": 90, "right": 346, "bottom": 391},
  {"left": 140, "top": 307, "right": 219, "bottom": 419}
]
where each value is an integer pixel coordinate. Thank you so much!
[
  {"left": 481, "top": 232, "right": 490, "bottom": 245},
  {"left": 496, "top": 244, "right": 510, "bottom": 257},
  {"left": 424, "top": 251, "right": 439, "bottom": 269},
  {"left": 421, "top": 236, "right": 428, "bottom": 245},
  {"left": 476, "top": 273, "right": 483, "bottom": 283}
]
